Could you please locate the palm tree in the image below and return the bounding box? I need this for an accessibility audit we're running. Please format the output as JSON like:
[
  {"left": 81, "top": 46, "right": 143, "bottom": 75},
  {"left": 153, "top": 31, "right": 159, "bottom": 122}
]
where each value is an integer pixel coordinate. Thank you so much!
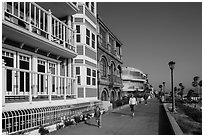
[
  {"left": 187, "top": 89, "right": 194, "bottom": 100},
  {"left": 192, "top": 76, "right": 199, "bottom": 94},
  {"left": 198, "top": 80, "right": 202, "bottom": 99},
  {"left": 178, "top": 83, "right": 184, "bottom": 100}
]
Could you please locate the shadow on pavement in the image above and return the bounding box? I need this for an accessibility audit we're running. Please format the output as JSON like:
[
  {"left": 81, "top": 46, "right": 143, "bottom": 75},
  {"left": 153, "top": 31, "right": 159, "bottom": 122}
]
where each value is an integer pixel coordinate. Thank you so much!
[
  {"left": 85, "top": 122, "right": 98, "bottom": 127},
  {"left": 111, "top": 111, "right": 131, "bottom": 117},
  {"left": 158, "top": 103, "right": 173, "bottom": 135}
]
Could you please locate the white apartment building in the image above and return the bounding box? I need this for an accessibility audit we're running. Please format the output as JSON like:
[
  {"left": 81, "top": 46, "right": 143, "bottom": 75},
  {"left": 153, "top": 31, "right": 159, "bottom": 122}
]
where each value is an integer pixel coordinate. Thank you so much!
[
  {"left": 122, "top": 67, "right": 147, "bottom": 97},
  {"left": 73, "top": 2, "right": 98, "bottom": 101},
  {"left": 2, "top": 2, "right": 100, "bottom": 134}
]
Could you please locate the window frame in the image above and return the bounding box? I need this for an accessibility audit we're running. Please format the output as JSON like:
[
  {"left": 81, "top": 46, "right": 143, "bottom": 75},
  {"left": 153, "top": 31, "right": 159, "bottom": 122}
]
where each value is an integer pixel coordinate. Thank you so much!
[
  {"left": 86, "top": 28, "right": 90, "bottom": 45},
  {"left": 91, "top": 2, "right": 95, "bottom": 13},
  {"left": 76, "top": 66, "right": 81, "bottom": 85},
  {"left": 91, "top": 33, "right": 95, "bottom": 49},
  {"left": 76, "top": 25, "right": 81, "bottom": 43}
]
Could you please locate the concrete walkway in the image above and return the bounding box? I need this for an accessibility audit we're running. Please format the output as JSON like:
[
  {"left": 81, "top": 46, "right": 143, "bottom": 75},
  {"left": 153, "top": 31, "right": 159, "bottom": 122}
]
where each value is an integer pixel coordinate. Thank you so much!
[{"left": 49, "top": 98, "right": 172, "bottom": 135}]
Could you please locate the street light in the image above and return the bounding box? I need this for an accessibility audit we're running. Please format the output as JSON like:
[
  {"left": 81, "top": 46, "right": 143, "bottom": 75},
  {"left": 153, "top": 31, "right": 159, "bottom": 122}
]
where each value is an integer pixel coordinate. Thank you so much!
[
  {"left": 168, "top": 61, "right": 175, "bottom": 112},
  {"left": 163, "top": 81, "right": 166, "bottom": 102}
]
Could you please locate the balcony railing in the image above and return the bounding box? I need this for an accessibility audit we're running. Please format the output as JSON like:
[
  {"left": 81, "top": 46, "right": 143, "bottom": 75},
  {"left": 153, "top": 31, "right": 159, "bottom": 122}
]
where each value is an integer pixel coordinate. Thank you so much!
[
  {"left": 2, "top": 2, "right": 75, "bottom": 52},
  {"left": 2, "top": 64, "right": 77, "bottom": 104},
  {"left": 109, "top": 75, "right": 123, "bottom": 87}
]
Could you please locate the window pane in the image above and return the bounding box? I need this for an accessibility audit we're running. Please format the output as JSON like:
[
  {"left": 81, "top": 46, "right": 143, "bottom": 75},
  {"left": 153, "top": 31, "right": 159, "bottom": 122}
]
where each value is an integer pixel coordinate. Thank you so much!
[
  {"left": 87, "top": 77, "right": 91, "bottom": 85},
  {"left": 76, "top": 67, "right": 80, "bottom": 75},
  {"left": 76, "top": 25, "right": 80, "bottom": 33},
  {"left": 76, "top": 35, "right": 81, "bottom": 42},
  {"left": 92, "top": 78, "right": 96, "bottom": 85},
  {"left": 87, "top": 68, "right": 91, "bottom": 76},
  {"left": 20, "top": 60, "right": 29, "bottom": 70},
  {"left": 77, "top": 76, "right": 81, "bottom": 85},
  {"left": 86, "top": 29, "right": 90, "bottom": 36},
  {"left": 92, "top": 33, "right": 95, "bottom": 40},
  {"left": 86, "top": 2, "right": 89, "bottom": 7},
  {"left": 86, "top": 37, "right": 90, "bottom": 45},
  {"left": 92, "top": 70, "right": 96, "bottom": 77}
]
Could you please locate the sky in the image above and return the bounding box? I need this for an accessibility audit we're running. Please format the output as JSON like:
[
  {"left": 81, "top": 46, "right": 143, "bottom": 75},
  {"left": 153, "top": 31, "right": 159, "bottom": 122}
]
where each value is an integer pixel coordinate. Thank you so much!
[{"left": 97, "top": 2, "right": 202, "bottom": 92}]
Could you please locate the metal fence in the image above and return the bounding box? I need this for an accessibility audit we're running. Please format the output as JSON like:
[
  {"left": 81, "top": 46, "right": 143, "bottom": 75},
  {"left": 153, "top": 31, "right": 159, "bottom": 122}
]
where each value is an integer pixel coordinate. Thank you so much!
[{"left": 2, "top": 102, "right": 101, "bottom": 134}]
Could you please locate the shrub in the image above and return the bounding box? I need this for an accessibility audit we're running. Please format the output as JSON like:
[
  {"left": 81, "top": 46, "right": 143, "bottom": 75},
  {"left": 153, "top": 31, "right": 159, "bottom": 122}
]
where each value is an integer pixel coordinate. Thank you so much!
[{"left": 176, "top": 102, "right": 202, "bottom": 123}]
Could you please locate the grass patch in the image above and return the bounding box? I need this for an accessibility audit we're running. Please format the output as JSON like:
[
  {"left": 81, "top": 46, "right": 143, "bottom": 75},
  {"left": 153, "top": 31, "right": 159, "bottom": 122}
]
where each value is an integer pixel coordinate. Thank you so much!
[
  {"left": 171, "top": 101, "right": 202, "bottom": 135},
  {"left": 172, "top": 112, "right": 202, "bottom": 135}
]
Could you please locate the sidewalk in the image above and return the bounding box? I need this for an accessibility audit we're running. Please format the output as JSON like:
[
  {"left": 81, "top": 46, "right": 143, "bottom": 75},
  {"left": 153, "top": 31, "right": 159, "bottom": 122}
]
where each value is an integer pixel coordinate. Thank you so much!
[{"left": 49, "top": 98, "right": 168, "bottom": 135}]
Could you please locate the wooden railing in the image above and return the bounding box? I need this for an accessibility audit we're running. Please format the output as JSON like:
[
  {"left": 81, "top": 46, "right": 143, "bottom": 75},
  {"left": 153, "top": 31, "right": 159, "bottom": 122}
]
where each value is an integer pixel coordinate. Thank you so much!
[{"left": 2, "top": 2, "right": 75, "bottom": 52}]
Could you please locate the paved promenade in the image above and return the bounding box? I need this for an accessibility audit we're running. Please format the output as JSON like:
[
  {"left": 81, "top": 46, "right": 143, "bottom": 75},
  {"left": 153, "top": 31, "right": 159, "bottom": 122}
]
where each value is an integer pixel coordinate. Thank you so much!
[{"left": 49, "top": 98, "right": 172, "bottom": 135}]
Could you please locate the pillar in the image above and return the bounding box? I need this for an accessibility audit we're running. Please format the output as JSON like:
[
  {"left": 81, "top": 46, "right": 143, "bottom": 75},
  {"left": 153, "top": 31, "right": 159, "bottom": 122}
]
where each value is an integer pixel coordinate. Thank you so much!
[
  {"left": 48, "top": 69, "right": 52, "bottom": 103},
  {"left": 32, "top": 56, "right": 38, "bottom": 98},
  {"left": 2, "top": 60, "right": 6, "bottom": 107}
]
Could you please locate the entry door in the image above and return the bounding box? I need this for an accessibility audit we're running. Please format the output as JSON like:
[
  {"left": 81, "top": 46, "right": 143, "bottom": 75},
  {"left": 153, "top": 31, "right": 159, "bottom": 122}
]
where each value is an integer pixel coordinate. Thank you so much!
[
  {"left": 18, "top": 53, "right": 31, "bottom": 95},
  {"left": 37, "top": 59, "right": 46, "bottom": 95},
  {"left": 2, "top": 49, "right": 16, "bottom": 95}
]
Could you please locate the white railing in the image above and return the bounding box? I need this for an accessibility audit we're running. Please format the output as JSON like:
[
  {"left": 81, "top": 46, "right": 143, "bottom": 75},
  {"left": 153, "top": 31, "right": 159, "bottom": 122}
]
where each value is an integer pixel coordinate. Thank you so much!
[
  {"left": 2, "top": 2, "right": 75, "bottom": 52},
  {"left": 2, "top": 65, "right": 77, "bottom": 104}
]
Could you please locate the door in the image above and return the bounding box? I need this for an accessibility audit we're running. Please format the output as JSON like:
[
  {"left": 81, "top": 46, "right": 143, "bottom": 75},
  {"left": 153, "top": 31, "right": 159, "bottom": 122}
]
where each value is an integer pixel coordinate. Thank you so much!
[
  {"left": 2, "top": 49, "right": 16, "bottom": 95},
  {"left": 18, "top": 53, "right": 31, "bottom": 95},
  {"left": 37, "top": 59, "right": 46, "bottom": 95}
]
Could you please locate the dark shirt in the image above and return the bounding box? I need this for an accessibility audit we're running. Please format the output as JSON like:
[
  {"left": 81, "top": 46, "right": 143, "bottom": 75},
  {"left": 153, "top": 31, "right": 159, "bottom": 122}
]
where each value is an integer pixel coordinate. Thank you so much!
[{"left": 94, "top": 109, "right": 101, "bottom": 118}]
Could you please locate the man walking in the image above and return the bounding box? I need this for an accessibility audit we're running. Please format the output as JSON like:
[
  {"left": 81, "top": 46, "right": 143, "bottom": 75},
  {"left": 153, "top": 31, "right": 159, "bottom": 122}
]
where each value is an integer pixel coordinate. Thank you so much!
[
  {"left": 129, "top": 94, "right": 137, "bottom": 117},
  {"left": 94, "top": 106, "right": 102, "bottom": 128}
]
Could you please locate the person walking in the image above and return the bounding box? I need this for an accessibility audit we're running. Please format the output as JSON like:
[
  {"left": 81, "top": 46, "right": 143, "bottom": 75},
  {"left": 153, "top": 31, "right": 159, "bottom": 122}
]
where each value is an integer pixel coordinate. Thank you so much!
[
  {"left": 129, "top": 94, "right": 137, "bottom": 117},
  {"left": 94, "top": 106, "right": 102, "bottom": 128}
]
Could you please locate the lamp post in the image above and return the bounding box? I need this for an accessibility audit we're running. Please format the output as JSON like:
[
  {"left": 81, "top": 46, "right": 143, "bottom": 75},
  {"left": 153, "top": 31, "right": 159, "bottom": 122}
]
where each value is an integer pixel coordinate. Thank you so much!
[
  {"left": 163, "top": 81, "right": 166, "bottom": 102},
  {"left": 168, "top": 61, "right": 175, "bottom": 112}
]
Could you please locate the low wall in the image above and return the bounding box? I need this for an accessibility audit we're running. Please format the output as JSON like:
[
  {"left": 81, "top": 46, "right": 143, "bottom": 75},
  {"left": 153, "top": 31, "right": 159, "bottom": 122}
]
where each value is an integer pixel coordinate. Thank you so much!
[{"left": 162, "top": 103, "right": 183, "bottom": 135}]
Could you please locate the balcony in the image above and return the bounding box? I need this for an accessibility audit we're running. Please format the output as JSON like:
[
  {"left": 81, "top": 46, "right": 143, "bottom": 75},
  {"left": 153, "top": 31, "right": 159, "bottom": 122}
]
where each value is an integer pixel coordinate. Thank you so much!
[
  {"left": 2, "top": 2, "right": 77, "bottom": 58},
  {"left": 109, "top": 75, "right": 123, "bottom": 88}
]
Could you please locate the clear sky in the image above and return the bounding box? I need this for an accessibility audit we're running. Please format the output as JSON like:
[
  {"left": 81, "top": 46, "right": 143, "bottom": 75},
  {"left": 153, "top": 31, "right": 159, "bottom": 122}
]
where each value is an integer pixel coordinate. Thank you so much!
[{"left": 97, "top": 2, "right": 202, "bottom": 92}]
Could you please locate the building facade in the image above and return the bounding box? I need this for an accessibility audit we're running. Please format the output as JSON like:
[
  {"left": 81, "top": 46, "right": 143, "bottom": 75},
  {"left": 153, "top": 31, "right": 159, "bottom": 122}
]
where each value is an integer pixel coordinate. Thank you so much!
[
  {"left": 2, "top": 2, "right": 100, "bottom": 134},
  {"left": 122, "top": 67, "right": 146, "bottom": 97},
  {"left": 72, "top": 2, "right": 98, "bottom": 100},
  {"left": 97, "top": 16, "right": 123, "bottom": 108}
]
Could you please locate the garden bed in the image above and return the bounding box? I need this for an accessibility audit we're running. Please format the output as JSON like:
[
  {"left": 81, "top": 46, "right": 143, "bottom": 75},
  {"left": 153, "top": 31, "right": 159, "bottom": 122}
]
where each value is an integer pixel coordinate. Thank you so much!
[{"left": 169, "top": 102, "right": 202, "bottom": 135}]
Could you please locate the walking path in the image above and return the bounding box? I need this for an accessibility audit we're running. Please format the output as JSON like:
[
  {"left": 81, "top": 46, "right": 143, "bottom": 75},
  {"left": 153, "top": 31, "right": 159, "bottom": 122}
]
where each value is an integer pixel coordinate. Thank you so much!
[{"left": 49, "top": 98, "right": 171, "bottom": 135}]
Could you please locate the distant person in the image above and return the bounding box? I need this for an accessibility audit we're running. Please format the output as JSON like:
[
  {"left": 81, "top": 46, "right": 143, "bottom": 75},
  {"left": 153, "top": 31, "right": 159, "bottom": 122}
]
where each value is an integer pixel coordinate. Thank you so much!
[
  {"left": 129, "top": 94, "right": 137, "bottom": 117},
  {"left": 144, "top": 93, "right": 149, "bottom": 105},
  {"left": 94, "top": 106, "right": 102, "bottom": 128}
]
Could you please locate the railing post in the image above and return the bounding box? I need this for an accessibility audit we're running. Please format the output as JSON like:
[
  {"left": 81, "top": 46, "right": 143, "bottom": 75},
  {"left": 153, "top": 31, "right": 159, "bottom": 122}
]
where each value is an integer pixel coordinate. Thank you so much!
[
  {"left": 57, "top": 63, "right": 60, "bottom": 96},
  {"left": 67, "top": 15, "right": 72, "bottom": 44},
  {"left": 64, "top": 78, "right": 66, "bottom": 101},
  {"left": 47, "top": 9, "right": 52, "bottom": 41},
  {"left": 74, "top": 77, "right": 78, "bottom": 99},
  {"left": 29, "top": 72, "right": 32, "bottom": 104},
  {"left": 48, "top": 69, "right": 52, "bottom": 103},
  {"left": 28, "top": 2, "right": 32, "bottom": 32},
  {"left": 2, "top": 60, "right": 6, "bottom": 107},
  {"left": 32, "top": 56, "right": 38, "bottom": 98}
]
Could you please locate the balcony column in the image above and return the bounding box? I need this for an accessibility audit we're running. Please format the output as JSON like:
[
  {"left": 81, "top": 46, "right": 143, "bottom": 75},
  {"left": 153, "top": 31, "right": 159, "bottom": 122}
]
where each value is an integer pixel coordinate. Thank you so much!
[
  {"left": 114, "top": 41, "right": 116, "bottom": 53},
  {"left": 73, "top": 77, "right": 78, "bottom": 99},
  {"left": 48, "top": 69, "right": 52, "bottom": 103},
  {"left": 67, "top": 15, "right": 73, "bottom": 45},
  {"left": 2, "top": 60, "right": 6, "bottom": 107},
  {"left": 67, "top": 58, "right": 72, "bottom": 95},
  {"left": 119, "top": 45, "right": 122, "bottom": 55},
  {"left": 57, "top": 62, "right": 60, "bottom": 96},
  {"left": 47, "top": 9, "right": 52, "bottom": 41},
  {"left": 32, "top": 56, "right": 38, "bottom": 98},
  {"left": 2, "top": 2, "right": 5, "bottom": 21},
  {"left": 64, "top": 59, "right": 68, "bottom": 101}
]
